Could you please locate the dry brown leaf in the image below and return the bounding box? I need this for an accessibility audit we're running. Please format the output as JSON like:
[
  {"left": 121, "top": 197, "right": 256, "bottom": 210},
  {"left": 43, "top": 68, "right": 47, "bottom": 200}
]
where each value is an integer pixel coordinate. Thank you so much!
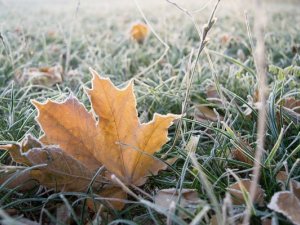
[
  {"left": 276, "top": 171, "right": 300, "bottom": 200},
  {"left": 0, "top": 168, "right": 37, "bottom": 191},
  {"left": 32, "top": 69, "right": 179, "bottom": 187},
  {"left": 15, "top": 65, "right": 62, "bottom": 87},
  {"left": 130, "top": 22, "right": 149, "bottom": 43},
  {"left": 268, "top": 191, "right": 300, "bottom": 225},
  {"left": 281, "top": 97, "right": 300, "bottom": 123},
  {"left": 154, "top": 188, "right": 201, "bottom": 216},
  {"left": 1, "top": 135, "right": 104, "bottom": 192},
  {"left": 228, "top": 179, "right": 265, "bottom": 206},
  {"left": 283, "top": 97, "right": 300, "bottom": 113},
  {"left": 27, "top": 147, "right": 104, "bottom": 192},
  {"left": 231, "top": 148, "right": 254, "bottom": 165},
  {"left": 231, "top": 141, "right": 254, "bottom": 165},
  {"left": 206, "top": 85, "right": 223, "bottom": 107},
  {"left": 87, "top": 185, "right": 127, "bottom": 211},
  {"left": 194, "top": 105, "right": 223, "bottom": 122},
  {"left": 66, "top": 69, "right": 83, "bottom": 78},
  {"left": 276, "top": 171, "right": 289, "bottom": 183}
]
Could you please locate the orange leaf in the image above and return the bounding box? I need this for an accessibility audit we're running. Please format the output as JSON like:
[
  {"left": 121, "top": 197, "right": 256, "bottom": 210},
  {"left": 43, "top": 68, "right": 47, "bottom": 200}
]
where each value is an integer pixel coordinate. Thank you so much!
[
  {"left": 31, "top": 96, "right": 101, "bottom": 171},
  {"left": 33, "top": 69, "right": 179, "bottom": 187},
  {"left": 130, "top": 22, "right": 149, "bottom": 43},
  {"left": 87, "top": 69, "right": 180, "bottom": 185}
]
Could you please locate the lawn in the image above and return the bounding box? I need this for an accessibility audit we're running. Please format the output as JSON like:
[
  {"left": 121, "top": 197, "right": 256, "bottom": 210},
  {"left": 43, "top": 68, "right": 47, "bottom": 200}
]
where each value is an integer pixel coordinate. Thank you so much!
[{"left": 0, "top": 0, "right": 300, "bottom": 224}]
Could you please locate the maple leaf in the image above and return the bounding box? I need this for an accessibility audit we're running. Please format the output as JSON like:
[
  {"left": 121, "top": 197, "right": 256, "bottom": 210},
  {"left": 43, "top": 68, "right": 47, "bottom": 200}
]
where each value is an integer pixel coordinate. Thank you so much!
[
  {"left": 32, "top": 68, "right": 180, "bottom": 187},
  {"left": 32, "top": 96, "right": 101, "bottom": 171}
]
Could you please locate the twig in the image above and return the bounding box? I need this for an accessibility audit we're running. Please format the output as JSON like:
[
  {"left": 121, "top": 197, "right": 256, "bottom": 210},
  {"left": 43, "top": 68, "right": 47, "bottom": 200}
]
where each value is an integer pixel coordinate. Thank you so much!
[
  {"left": 132, "top": 0, "right": 169, "bottom": 79},
  {"left": 111, "top": 174, "right": 139, "bottom": 200},
  {"left": 242, "top": 0, "right": 267, "bottom": 224},
  {"left": 64, "top": 0, "right": 80, "bottom": 75},
  {"left": 167, "top": 0, "right": 221, "bottom": 154},
  {"left": 190, "top": 153, "right": 222, "bottom": 224}
]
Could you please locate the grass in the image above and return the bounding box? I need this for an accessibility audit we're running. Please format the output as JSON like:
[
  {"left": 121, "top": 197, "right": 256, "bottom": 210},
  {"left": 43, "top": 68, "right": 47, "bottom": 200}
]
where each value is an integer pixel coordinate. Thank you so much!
[{"left": 0, "top": 0, "right": 300, "bottom": 224}]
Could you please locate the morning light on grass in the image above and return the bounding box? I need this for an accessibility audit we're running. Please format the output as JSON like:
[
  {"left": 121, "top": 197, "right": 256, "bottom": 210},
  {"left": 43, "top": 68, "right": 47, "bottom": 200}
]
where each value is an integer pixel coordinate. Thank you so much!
[{"left": 0, "top": 0, "right": 300, "bottom": 224}]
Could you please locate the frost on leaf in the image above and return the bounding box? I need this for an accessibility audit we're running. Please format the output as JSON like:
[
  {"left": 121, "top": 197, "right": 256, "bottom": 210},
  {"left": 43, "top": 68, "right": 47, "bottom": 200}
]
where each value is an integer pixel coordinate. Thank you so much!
[
  {"left": 1, "top": 135, "right": 104, "bottom": 192},
  {"left": 268, "top": 191, "right": 300, "bottom": 225},
  {"left": 32, "top": 68, "right": 179, "bottom": 186},
  {"left": 228, "top": 179, "right": 265, "bottom": 206},
  {"left": 1, "top": 69, "right": 179, "bottom": 210}
]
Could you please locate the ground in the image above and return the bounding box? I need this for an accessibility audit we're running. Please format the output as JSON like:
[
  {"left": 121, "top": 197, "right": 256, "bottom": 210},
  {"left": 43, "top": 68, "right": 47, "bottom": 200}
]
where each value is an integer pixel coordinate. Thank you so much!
[{"left": 0, "top": 0, "right": 300, "bottom": 224}]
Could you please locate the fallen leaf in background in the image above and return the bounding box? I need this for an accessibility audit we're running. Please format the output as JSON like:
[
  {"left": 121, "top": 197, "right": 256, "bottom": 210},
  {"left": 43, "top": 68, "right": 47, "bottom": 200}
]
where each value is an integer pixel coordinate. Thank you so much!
[
  {"left": 281, "top": 97, "right": 300, "bottom": 123},
  {"left": 87, "top": 185, "right": 127, "bottom": 211},
  {"left": 228, "top": 179, "right": 265, "bottom": 206},
  {"left": 66, "top": 69, "right": 83, "bottom": 78},
  {"left": 130, "top": 22, "right": 149, "bottom": 43},
  {"left": 241, "top": 89, "right": 260, "bottom": 117},
  {"left": 276, "top": 171, "right": 300, "bottom": 199},
  {"left": 206, "top": 85, "right": 223, "bottom": 107},
  {"left": 268, "top": 191, "right": 300, "bottom": 225},
  {"left": 283, "top": 97, "right": 300, "bottom": 113},
  {"left": 46, "top": 30, "right": 57, "bottom": 39},
  {"left": 154, "top": 188, "right": 202, "bottom": 216},
  {"left": 231, "top": 141, "right": 254, "bottom": 165},
  {"left": 194, "top": 105, "right": 223, "bottom": 122},
  {"left": 220, "top": 33, "right": 231, "bottom": 45},
  {"left": 15, "top": 65, "right": 62, "bottom": 87}
]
